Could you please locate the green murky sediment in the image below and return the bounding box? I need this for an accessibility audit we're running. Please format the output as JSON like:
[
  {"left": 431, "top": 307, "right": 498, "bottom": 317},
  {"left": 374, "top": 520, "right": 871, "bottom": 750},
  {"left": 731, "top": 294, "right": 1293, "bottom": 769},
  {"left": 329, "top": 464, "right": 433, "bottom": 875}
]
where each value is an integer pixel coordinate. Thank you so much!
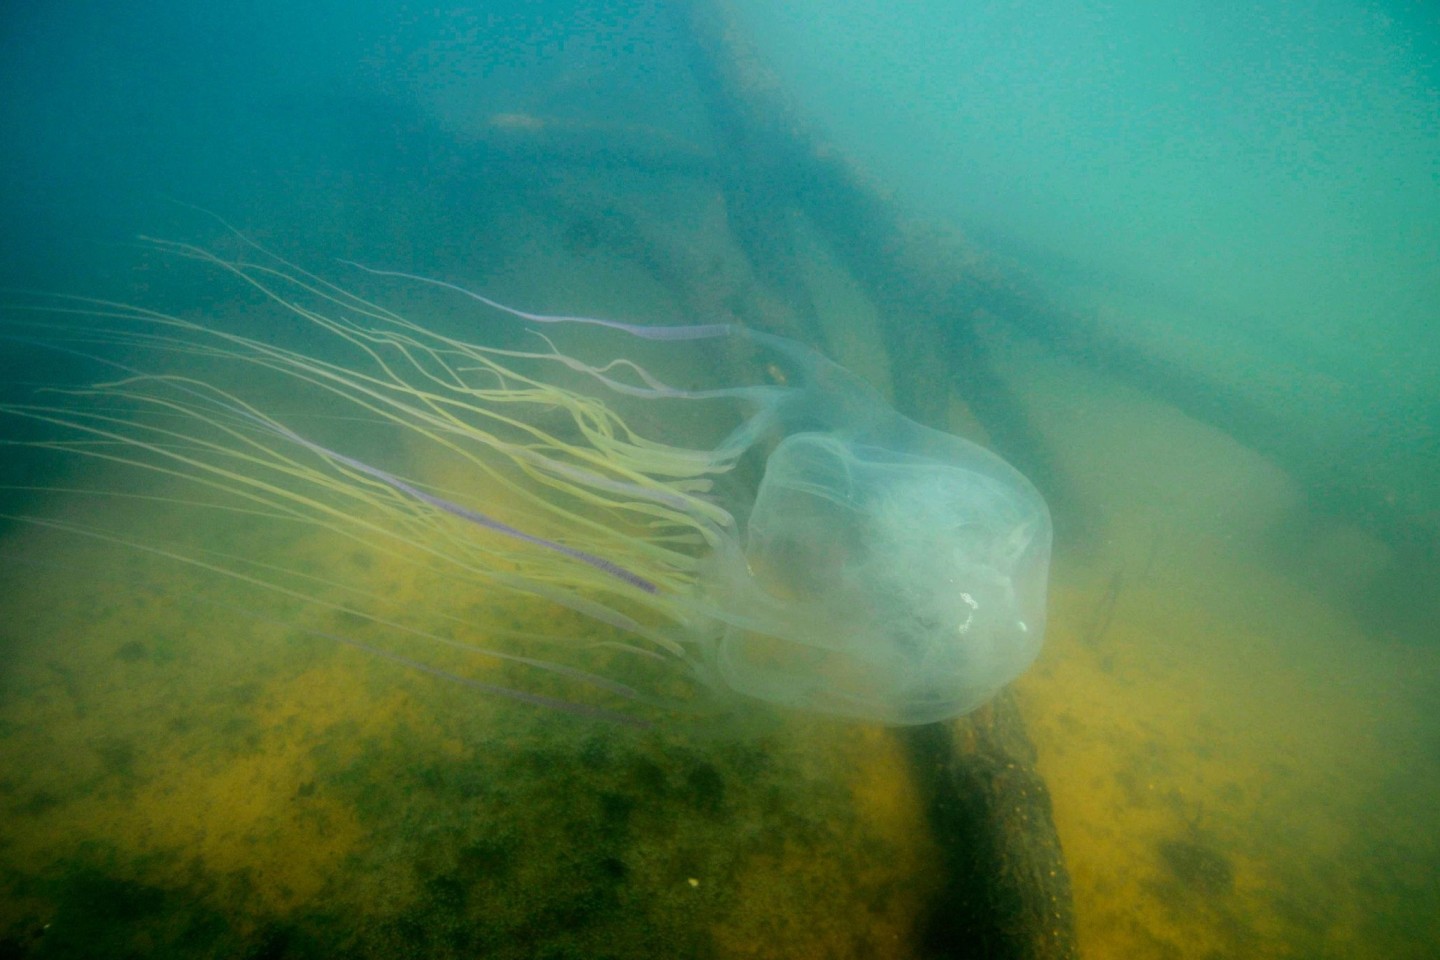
[
  {"left": 0, "top": 483, "right": 941, "bottom": 959},
  {"left": 2, "top": 256, "right": 1436, "bottom": 959},
  {"left": 1011, "top": 349, "right": 1440, "bottom": 959}
]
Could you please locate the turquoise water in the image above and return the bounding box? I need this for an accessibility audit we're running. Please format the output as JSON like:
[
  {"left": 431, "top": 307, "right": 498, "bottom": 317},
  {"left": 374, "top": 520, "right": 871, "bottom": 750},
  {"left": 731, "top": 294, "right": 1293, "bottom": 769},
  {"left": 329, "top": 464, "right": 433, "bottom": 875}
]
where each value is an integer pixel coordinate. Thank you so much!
[
  {"left": 1, "top": 2, "right": 1437, "bottom": 957},
  {"left": 729, "top": 0, "right": 1440, "bottom": 452}
]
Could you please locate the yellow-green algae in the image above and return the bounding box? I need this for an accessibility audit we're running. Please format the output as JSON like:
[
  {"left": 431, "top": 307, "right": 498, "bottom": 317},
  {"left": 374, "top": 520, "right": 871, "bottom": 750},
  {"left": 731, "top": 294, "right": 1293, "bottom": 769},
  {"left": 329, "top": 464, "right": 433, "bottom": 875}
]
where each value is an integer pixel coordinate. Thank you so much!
[
  {"left": 0, "top": 486, "right": 942, "bottom": 959},
  {"left": 3, "top": 217, "right": 1437, "bottom": 958},
  {"left": 1010, "top": 345, "right": 1440, "bottom": 960}
]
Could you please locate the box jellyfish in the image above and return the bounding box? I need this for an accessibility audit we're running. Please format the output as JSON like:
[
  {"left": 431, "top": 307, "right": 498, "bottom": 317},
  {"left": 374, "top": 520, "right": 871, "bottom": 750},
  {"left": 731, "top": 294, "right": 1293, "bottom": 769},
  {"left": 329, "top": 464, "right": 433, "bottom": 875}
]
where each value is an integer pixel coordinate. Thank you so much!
[{"left": 1, "top": 238, "right": 1051, "bottom": 726}]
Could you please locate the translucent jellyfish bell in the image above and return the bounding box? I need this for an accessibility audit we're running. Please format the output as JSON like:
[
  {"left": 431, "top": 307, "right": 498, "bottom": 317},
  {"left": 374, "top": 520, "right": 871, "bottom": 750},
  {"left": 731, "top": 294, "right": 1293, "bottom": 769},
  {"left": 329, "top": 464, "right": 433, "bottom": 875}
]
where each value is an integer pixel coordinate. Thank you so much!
[
  {"left": 660, "top": 330, "right": 1051, "bottom": 724},
  {"left": 715, "top": 430, "right": 1050, "bottom": 724},
  {"left": 1, "top": 240, "right": 1052, "bottom": 726}
]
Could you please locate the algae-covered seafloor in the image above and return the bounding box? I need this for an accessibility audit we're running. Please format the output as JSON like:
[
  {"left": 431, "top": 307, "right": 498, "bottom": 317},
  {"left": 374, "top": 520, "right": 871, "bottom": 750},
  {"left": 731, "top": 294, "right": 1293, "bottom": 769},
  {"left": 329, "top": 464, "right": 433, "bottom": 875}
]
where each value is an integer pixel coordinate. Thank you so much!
[
  {"left": 1005, "top": 345, "right": 1440, "bottom": 959},
  {"left": 0, "top": 249, "right": 953, "bottom": 956},
  {"left": 0, "top": 207, "right": 969, "bottom": 957},
  {"left": 0, "top": 483, "right": 943, "bottom": 958},
  {"left": 1, "top": 231, "right": 1437, "bottom": 958}
]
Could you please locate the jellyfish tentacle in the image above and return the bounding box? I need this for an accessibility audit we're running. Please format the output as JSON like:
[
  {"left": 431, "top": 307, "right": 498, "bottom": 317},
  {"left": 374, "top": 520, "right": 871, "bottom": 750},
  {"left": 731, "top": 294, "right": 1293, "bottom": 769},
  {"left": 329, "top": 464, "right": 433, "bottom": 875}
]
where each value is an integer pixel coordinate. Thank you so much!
[{"left": 4, "top": 230, "right": 1052, "bottom": 725}]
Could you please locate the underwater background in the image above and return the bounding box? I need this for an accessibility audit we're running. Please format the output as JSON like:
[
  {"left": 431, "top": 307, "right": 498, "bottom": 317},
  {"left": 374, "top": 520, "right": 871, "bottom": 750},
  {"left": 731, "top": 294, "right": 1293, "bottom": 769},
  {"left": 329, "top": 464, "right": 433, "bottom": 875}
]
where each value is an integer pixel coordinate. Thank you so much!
[{"left": 1, "top": 1, "right": 1437, "bottom": 957}]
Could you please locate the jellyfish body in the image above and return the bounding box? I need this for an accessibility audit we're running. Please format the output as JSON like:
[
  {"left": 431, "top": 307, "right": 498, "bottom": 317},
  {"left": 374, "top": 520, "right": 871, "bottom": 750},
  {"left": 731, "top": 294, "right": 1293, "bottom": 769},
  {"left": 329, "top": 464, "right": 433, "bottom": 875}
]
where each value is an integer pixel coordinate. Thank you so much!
[{"left": 1, "top": 239, "right": 1051, "bottom": 725}]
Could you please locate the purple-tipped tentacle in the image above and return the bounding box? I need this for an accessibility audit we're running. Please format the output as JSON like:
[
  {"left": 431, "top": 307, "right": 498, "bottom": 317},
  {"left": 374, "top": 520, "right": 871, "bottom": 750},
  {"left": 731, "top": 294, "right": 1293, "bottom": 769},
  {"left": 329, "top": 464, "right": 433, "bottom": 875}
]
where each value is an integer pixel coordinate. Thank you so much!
[
  {"left": 338, "top": 261, "right": 737, "bottom": 341},
  {"left": 262, "top": 420, "right": 660, "bottom": 595},
  {"left": 512, "top": 448, "right": 717, "bottom": 516},
  {"left": 519, "top": 331, "right": 695, "bottom": 397},
  {"left": 13, "top": 337, "right": 663, "bottom": 596}
]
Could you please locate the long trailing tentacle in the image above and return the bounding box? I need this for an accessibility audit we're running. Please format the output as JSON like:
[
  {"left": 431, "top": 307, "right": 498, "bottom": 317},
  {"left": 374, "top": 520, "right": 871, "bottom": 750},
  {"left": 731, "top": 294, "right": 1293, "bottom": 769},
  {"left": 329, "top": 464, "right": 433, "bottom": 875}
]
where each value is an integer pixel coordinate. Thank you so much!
[{"left": 1, "top": 229, "right": 797, "bottom": 723}]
